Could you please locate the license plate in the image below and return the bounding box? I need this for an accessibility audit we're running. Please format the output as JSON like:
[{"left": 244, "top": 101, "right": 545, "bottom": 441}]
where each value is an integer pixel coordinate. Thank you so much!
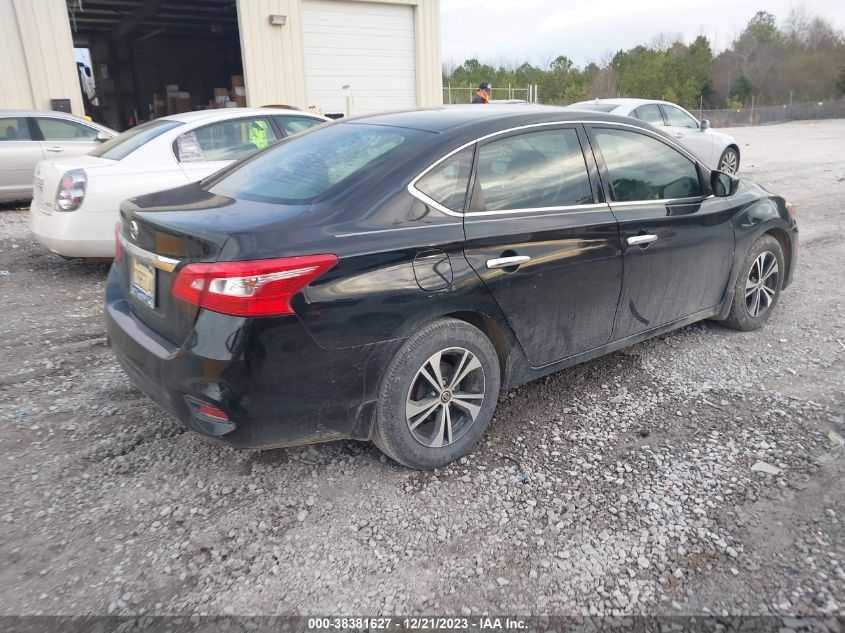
[{"left": 131, "top": 259, "right": 156, "bottom": 308}]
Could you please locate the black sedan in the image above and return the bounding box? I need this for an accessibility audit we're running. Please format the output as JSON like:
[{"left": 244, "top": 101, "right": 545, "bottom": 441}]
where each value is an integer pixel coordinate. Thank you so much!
[{"left": 105, "top": 106, "right": 798, "bottom": 469}]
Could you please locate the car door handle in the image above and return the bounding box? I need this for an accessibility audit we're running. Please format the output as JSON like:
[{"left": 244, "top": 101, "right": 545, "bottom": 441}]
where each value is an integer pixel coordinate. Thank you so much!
[
  {"left": 673, "top": 133, "right": 684, "bottom": 139},
  {"left": 486, "top": 255, "right": 531, "bottom": 269},
  {"left": 627, "top": 234, "right": 658, "bottom": 246},
  {"left": 45, "top": 146, "right": 65, "bottom": 153}
]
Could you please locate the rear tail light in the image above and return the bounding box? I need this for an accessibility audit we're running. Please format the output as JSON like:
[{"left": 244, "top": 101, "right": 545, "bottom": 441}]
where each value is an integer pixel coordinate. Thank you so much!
[
  {"left": 197, "top": 404, "right": 229, "bottom": 422},
  {"left": 114, "top": 222, "right": 123, "bottom": 261},
  {"left": 56, "top": 169, "right": 86, "bottom": 211},
  {"left": 172, "top": 254, "right": 337, "bottom": 317}
]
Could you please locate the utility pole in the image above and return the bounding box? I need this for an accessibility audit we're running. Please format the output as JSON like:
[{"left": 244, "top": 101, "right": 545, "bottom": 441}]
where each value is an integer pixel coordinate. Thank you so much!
[
  {"left": 749, "top": 94, "right": 755, "bottom": 126},
  {"left": 699, "top": 94, "right": 703, "bottom": 120}
]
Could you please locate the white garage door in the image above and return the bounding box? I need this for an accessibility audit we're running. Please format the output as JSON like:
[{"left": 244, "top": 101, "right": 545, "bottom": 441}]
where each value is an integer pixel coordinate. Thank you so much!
[{"left": 302, "top": 0, "right": 417, "bottom": 116}]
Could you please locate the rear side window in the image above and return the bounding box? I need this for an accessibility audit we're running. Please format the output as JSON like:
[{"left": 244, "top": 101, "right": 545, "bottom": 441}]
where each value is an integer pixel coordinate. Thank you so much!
[
  {"left": 176, "top": 117, "right": 278, "bottom": 163},
  {"left": 593, "top": 127, "right": 702, "bottom": 201},
  {"left": 91, "top": 119, "right": 182, "bottom": 160},
  {"left": 661, "top": 105, "right": 699, "bottom": 129},
  {"left": 473, "top": 128, "right": 593, "bottom": 211},
  {"left": 632, "top": 104, "right": 664, "bottom": 126},
  {"left": 35, "top": 117, "right": 99, "bottom": 140},
  {"left": 208, "top": 123, "right": 427, "bottom": 204},
  {"left": 0, "top": 117, "right": 31, "bottom": 141},
  {"left": 415, "top": 147, "right": 474, "bottom": 212},
  {"left": 274, "top": 115, "right": 324, "bottom": 136}
]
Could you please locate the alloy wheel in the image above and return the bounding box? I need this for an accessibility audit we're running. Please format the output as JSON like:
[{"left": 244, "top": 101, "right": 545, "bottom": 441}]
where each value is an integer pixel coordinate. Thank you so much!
[
  {"left": 745, "top": 251, "right": 779, "bottom": 318},
  {"left": 720, "top": 150, "right": 738, "bottom": 174},
  {"left": 405, "top": 347, "right": 485, "bottom": 448}
]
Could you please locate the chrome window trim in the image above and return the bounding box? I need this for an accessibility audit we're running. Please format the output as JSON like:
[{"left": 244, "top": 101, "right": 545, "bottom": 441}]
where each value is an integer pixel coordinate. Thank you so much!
[
  {"left": 465, "top": 203, "right": 608, "bottom": 217},
  {"left": 406, "top": 119, "right": 701, "bottom": 218},
  {"left": 119, "top": 234, "right": 180, "bottom": 272},
  {"left": 610, "top": 195, "right": 713, "bottom": 208}
]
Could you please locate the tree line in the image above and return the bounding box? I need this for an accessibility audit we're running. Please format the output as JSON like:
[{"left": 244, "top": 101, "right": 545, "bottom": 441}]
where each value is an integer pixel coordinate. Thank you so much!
[{"left": 443, "top": 9, "right": 845, "bottom": 109}]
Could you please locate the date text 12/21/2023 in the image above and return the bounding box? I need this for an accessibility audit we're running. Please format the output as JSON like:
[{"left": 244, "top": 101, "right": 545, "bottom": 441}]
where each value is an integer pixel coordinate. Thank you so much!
[{"left": 306, "top": 617, "right": 528, "bottom": 630}]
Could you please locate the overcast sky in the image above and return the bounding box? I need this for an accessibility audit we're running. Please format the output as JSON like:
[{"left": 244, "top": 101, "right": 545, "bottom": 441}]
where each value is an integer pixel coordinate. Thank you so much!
[{"left": 441, "top": 0, "right": 845, "bottom": 68}]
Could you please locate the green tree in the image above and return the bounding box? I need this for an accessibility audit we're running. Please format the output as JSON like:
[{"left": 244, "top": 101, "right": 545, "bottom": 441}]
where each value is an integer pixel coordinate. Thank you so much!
[{"left": 730, "top": 74, "right": 753, "bottom": 103}]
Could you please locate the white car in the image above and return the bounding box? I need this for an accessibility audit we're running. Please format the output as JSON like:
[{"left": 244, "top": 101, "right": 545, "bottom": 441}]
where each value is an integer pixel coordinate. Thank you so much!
[
  {"left": 568, "top": 98, "right": 740, "bottom": 174},
  {"left": 29, "top": 108, "right": 328, "bottom": 258},
  {"left": 0, "top": 110, "right": 116, "bottom": 203}
]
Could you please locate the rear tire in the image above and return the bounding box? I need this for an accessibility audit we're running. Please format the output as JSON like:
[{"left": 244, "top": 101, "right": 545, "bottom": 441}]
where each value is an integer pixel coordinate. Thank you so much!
[
  {"left": 723, "top": 234, "right": 784, "bottom": 331},
  {"left": 372, "top": 318, "right": 500, "bottom": 470}
]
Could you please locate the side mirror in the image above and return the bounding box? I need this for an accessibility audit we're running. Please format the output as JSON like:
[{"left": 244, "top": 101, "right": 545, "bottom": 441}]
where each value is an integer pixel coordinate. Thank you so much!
[
  {"left": 96, "top": 130, "right": 111, "bottom": 142},
  {"left": 700, "top": 119, "right": 710, "bottom": 131},
  {"left": 711, "top": 169, "right": 739, "bottom": 197}
]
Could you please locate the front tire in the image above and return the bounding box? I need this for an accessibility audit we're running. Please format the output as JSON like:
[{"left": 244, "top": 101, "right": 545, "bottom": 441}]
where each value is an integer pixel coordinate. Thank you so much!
[
  {"left": 723, "top": 234, "right": 784, "bottom": 331},
  {"left": 718, "top": 147, "right": 740, "bottom": 174},
  {"left": 372, "top": 318, "right": 500, "bottom": 469}
]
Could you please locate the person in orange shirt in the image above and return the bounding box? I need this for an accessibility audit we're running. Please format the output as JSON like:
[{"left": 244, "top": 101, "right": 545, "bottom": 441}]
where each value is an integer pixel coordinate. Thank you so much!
[{"left": 472, "top": 81, "right": 491, "bottom": 104}]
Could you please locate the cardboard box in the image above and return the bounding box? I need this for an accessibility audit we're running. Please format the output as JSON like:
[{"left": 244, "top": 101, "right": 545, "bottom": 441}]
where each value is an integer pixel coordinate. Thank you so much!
[
  {"left": 213, "top": 87, "right": 229, "bottom": 98},
  {"left": 176, "top": 96, "right": 192, "bottom": 113},
  {"left": 234, "top": 95, "right": 247, "bottom": 107},
  {"left": 231, "top": 74, "right": 244, "bottom": 87}
]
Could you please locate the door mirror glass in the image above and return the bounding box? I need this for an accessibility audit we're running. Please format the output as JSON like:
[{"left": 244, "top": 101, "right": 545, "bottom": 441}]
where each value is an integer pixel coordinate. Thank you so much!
[
  {"left": 711, "top": 170, "right": 739, "bottom": 197},
  {"left": 700, "top": 119, "right": 710, "bottom": 131},
  {"left": 96, "top": 130, "right": 111, "bottom": 142}
]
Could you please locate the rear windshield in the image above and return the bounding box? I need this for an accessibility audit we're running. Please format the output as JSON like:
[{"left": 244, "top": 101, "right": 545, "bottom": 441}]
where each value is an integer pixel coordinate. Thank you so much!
[
  {"left": 569, "top": 103, "right": 618, "bottom": 112},
  {"left": 207, "top": 123, "right": 429, "bottom": 204},
  {"left": 90, "top": 119, "right": 183, "bottom": 160}
]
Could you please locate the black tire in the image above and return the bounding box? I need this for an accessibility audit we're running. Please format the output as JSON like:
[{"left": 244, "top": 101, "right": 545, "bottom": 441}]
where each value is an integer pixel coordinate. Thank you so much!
[
  {"left": 723, "top": 234, "right": 784, "bottom": 331},
  {"left": 372, "top": 318, "right": 500, "bottom": 469},
  {"left": 718, "top": 147, "right": 740, "bottom": 174}
]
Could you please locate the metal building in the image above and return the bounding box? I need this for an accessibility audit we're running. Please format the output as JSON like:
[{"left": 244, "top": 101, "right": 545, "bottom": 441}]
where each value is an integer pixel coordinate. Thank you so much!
[{"left": 1, "top": 0, "right": 442, "bottom": 129}]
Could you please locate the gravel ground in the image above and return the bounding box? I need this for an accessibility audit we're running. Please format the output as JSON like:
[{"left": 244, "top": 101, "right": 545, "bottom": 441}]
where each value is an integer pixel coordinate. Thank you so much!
[{"left": 0, "top": 119, "right": 843, "bottom": 618}]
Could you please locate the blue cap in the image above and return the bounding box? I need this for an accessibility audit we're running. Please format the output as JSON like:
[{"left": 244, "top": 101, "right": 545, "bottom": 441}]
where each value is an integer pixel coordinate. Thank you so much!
[{"left": 479, "top": 81, "right": 491, "bottom": 90}]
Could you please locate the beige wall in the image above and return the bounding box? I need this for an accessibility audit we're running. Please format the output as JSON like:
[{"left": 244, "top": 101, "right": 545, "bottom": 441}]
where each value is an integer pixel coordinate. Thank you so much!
[
  {"left": 236, "top": 0, "right": 442, "bottom": 110},
  {"left": 0, "top": 0, "right": 84, "bottom": 115}
]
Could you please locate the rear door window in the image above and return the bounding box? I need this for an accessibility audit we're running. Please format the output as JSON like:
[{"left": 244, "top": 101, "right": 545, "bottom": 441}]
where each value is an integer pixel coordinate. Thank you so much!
[
  {"left": 35, "top": 117, "right": 99, "bottom": 140},
  {"left": 0, "top": 117, "right": 32, "bottom": 141},
  {"left": 415, "top": 147, "right": 474, "bottom": 212},
  {"left": 274, "top": 115, "right": 324, "bottom": 136},
  {"left": 176, "top": 117, "right": 278, "bottom": 163},
  {"left": 592, "top": 127, "right": 702, "bottom": 201},
  {"left": 632, "top": 104, "right": 665, "bottom": 126},
  {"left": 473, "top": 128, "right": 593, "bottom": 211}
]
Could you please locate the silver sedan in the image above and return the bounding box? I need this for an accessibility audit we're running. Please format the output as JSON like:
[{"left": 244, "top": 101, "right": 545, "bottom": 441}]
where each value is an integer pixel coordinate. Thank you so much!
[
  {"left": 568, "top": 98, "right": 740, "bottom": 174},
  {"left": 0, "top": 110, "right": 116, "bottom": 203}
]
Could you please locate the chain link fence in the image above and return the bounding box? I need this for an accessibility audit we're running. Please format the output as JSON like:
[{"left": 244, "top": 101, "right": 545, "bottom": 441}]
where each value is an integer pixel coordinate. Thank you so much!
[
  {"left": 442, "top": 85, "right": 538, "bottom": 104},
  {"left": 698, "top": 99, "right": 845, "bottom": 127}
]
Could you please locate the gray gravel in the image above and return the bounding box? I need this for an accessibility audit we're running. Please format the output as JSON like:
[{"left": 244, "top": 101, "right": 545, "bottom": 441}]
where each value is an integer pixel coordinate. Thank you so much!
[{"left": 0, "top": 120, "right": 843, "bottom": 617}]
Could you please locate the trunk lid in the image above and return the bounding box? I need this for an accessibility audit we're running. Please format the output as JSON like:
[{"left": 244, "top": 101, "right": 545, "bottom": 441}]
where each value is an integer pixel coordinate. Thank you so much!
[
  {"left": 117, "top": 182, "right": 318, "bottom": 346},
  {"left": 33, "top": 155, "right": 116, "bottom": 212},
  {"left": 118, "top": 185, "right": 233, "bottom": 346}
]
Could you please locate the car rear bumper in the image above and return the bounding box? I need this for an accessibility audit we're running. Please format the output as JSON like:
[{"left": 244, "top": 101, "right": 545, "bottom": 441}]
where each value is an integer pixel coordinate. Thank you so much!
[
  {"left": 104, "top": 263, "right": 399, "bottom": 449},
  {"left": 29, "top": 199, "right": 115, "bottom": 258}
]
